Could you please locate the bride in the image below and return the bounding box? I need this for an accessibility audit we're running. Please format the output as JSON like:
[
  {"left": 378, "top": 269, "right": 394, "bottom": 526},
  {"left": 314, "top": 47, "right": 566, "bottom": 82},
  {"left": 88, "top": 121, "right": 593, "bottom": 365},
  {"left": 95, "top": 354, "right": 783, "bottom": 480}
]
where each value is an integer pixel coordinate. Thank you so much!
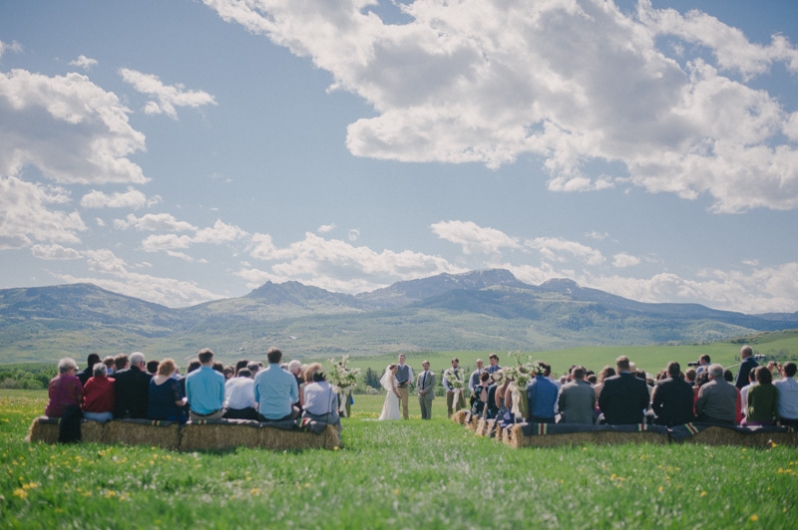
[{"left": 378, "top": 363, "right": 402, "bottom": 420}]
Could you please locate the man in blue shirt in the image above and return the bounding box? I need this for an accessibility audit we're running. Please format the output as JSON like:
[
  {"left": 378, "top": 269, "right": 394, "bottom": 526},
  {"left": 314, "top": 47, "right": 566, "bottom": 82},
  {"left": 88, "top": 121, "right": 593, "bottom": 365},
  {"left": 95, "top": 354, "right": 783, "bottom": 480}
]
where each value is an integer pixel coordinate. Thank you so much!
[
  {"left": 526, "top": 362, "right": 558, "bottom": 423},
  {"left": 185, "top": 348, "right": 226, "bottom": 421},
  {"left": 254, "top": 348, "right": 299, "bottom": 421}
]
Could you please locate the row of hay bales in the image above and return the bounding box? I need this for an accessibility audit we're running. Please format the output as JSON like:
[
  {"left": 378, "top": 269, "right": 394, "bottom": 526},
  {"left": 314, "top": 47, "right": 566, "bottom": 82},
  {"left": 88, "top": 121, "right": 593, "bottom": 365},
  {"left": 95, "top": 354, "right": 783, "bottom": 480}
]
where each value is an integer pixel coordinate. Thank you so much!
[
  {"left": 26, "top": 417, "right": 340, "bottom": 451},
  {"left": 451, "top": 411, "right": 798, "bottom": 449}
]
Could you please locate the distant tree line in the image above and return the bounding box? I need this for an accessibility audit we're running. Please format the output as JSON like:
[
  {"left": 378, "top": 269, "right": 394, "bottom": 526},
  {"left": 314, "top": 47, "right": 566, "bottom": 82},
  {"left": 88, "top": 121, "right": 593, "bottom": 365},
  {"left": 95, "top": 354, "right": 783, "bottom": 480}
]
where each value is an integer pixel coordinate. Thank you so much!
[{"left": 0, "top": 364, "right": 56, "bottom": 390}]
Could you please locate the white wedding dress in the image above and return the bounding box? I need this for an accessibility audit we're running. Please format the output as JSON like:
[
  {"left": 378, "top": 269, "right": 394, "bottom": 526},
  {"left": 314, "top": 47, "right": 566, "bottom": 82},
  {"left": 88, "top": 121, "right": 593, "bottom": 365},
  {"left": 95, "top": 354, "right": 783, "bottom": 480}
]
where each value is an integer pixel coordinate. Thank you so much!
[{"left": 378, "top": 367, "right": 402, "bottom": 420}]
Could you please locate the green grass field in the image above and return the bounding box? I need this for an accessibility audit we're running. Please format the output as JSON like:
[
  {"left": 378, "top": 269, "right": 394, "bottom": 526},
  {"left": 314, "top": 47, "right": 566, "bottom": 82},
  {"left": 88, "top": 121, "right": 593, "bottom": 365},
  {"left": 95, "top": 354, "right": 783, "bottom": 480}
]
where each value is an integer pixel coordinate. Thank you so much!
[{"left": 2, "top": 389, "right": 798, "bottom": 529}]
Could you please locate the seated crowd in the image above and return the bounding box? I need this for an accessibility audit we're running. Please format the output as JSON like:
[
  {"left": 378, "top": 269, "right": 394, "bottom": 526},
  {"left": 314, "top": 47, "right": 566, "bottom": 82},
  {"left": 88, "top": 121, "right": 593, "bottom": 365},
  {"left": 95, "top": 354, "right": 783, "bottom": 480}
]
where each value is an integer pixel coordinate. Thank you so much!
[
  {"left": 464, "top": 345, "right": 798, "bottom": 429},
  {"left": 44, "top": 347, "right": 341, "bottom": 432}
]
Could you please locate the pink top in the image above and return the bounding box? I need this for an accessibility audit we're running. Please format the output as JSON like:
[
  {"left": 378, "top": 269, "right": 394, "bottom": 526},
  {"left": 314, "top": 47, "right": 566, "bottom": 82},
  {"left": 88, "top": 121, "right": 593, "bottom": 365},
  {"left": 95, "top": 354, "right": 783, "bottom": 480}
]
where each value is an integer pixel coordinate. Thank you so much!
[{"left": 45, "top": 373, "right": 83, "bottom": 417}]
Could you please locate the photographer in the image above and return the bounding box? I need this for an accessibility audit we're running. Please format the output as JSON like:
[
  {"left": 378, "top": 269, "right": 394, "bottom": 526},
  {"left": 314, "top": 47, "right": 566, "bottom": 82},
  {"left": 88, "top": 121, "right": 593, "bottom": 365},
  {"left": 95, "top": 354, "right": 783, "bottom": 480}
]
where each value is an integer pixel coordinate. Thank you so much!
[{"left": 772, "top": 361, "right": 798, "bottom": 429}]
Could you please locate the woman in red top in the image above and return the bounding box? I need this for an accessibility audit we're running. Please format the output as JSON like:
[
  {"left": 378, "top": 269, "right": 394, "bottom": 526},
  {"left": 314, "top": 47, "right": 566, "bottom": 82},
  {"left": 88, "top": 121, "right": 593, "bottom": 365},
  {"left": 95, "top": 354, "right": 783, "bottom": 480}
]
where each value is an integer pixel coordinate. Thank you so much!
[
  {"left": 82, "top": 363, "right": 116, "bottom": 422},
  {"left": 45, "top": 358, "right": 83, "bottom": 418}
]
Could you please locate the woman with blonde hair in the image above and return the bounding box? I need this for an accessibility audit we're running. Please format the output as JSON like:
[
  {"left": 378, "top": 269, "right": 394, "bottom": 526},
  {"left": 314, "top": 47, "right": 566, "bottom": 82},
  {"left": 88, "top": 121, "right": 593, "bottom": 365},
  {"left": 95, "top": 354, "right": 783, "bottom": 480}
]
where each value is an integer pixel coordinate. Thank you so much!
[{"left": 147, "top": 358, "right": 187, "bottom": 422}]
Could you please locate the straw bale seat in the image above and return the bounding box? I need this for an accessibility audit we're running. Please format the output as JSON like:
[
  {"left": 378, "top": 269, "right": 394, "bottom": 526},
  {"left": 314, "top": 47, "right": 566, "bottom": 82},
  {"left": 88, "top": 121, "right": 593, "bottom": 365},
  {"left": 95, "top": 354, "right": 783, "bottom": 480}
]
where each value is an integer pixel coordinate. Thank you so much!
[
  {"left": 669, "top": 423, "right": 798, "bottom": 448},
  {"left": 502, "top": 422, "right": 669, "bottom": 448},
  {"left": 26, "top": 416, "right": 106, "bottom": 445}
]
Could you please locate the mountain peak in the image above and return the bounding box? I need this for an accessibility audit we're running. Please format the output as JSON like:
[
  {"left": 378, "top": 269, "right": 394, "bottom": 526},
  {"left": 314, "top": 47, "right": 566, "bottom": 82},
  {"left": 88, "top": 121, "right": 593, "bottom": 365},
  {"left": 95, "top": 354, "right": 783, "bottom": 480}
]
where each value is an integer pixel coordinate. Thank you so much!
[{"left": 539, "top": 278, "right": 581, "bottom": 293}]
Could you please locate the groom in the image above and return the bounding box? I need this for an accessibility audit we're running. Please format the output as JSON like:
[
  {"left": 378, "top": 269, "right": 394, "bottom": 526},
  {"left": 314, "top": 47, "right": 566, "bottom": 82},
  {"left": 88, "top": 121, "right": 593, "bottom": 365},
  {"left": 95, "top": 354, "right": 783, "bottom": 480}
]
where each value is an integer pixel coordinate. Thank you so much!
[
  {"left": 396, "top": 354, "right": 414, "bottom": 420},
  {"left": 417, "top": 360, "right": 435, "bottom": 420}
]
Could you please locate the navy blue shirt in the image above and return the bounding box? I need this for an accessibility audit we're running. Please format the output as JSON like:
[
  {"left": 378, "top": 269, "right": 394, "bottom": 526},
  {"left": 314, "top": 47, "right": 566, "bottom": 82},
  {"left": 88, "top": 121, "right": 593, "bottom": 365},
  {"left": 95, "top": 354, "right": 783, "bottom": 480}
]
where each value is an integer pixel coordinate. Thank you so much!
[{"left": 526, "top": 375, "right": 558, "bottom": 419}]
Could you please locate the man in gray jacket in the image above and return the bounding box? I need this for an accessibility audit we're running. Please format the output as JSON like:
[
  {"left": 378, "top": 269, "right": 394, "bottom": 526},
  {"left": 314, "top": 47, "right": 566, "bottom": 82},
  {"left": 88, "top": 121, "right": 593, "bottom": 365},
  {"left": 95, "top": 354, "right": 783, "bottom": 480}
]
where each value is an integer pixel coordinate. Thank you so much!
[
  {"left": 696, "top": 364, "right": 738, "bottom": 425},
  {"left": 557, "top": 366, "right": 595, "bottom": 424},
  {"left": 417, "top": 360, "right": 436, "bottom": 420}
]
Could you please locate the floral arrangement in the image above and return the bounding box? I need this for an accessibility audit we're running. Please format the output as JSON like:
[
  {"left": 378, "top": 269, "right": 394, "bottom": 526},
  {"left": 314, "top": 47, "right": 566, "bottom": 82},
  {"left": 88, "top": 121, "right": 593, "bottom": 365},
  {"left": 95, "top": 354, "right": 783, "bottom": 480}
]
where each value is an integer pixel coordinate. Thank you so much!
[
  {"left": 327, "top": 355, "right": 360, "bottom": 417},
  {"left": 327, "top": 355, "right": 360, "bottom": 388},
  {"left": 502, "top": 353, "right": 544, "bottom": 421},
  {"left": 444, "top": 368, "right": 465, "bottom": 391}
]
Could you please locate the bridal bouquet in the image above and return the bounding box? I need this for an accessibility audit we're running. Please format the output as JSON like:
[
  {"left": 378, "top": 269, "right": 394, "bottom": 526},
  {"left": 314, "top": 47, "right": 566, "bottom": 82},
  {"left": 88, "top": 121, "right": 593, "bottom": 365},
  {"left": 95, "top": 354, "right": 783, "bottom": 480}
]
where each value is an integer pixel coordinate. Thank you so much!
[
  {"left": 328, "top": 355, "right": 360, "bottom": 417},
  {"left": 445, "top": 368, "right": 466, "bottom": 407}
]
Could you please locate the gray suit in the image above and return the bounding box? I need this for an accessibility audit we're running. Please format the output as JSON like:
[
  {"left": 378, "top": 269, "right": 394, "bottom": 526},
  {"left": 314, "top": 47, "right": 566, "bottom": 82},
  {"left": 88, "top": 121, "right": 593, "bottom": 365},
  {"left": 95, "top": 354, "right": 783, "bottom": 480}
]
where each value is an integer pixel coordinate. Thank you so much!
[
  {"left": 417, "top": 370, "right": 436, "bottom": 420},
  {"left": 557, "top": 379, "right": 596, "bottom": 424}
]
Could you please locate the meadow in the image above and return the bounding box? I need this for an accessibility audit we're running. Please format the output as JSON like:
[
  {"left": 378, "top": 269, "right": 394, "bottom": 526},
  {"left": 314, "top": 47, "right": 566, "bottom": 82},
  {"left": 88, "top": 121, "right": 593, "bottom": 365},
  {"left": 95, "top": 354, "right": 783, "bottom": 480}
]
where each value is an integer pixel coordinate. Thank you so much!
[{"left": 2, "top": 389, "right": 798, "bottom": 529}]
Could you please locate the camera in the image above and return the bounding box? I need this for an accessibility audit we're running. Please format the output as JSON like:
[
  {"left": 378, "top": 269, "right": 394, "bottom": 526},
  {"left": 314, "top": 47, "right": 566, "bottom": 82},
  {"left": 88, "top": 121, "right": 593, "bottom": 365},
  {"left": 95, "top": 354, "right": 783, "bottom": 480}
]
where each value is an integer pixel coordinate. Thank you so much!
[{"left": 687, "top": 361, "right": 699, "bottom": 367}]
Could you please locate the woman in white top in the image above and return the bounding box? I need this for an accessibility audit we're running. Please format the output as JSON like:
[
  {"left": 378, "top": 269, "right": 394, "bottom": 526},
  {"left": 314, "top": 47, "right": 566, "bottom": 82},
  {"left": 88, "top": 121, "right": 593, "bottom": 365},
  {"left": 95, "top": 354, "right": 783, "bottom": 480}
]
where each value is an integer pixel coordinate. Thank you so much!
[{"left": 302, "top": 363, "right": 340, "bottom": 429}]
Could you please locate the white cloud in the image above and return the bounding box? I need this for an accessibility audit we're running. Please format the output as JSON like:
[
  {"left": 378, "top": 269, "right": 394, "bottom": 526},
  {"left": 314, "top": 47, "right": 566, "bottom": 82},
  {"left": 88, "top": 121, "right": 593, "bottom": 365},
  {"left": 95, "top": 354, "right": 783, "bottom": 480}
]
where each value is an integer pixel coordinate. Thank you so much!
[
  {"left": 0, "top": 69, "right": 147, "bottom": 185},
  {"left": 30, "top": 244, "right": 81, "bottom": 260},
  {"left": 141, "top": 233, "right": 193, "bottom": 251},
  {"left": 244, "top": 231, "right": 464, "bottom": 293},
  {"left": 0, "top": 176, "right": 86, "bottom": 250},
  {"left": 68, "top": 55, "right": 98, "bottom": 71},
  {"left": 526, "top": 237, "right": 605, "bottom": 266},
  {"left": 612, "top": 252, "right": 641, "bottom": 268},
  {"left": 206, "top": 0, "right": 798, "bottom": 212},
  {"left": 114, "top": 213, "right": 196, "bottom": 232},
  {"left": 193, "top": 219, "right": 248, "bottom": 244},
  {"left": 119, "top": 68, "right": 217, "bottom": 119},
  {"left": 348, "top": 228, "right": 360, "bottom": 242},
  {"left": 585, "top": 230, "right": 609, "bottom": 241},
  {"left": 57, "top": 248, "right": 222, "bottom": 307},
  {"left": 0, "top": 40, "right": 22, "bottom": 58},
  {"left": 81, "top": 188, "right": 159, "bottom": 209},
  {"left": 431, "top": 220, "right": 520, "bottom": 254},
  {"left": 318, "top": 223, "right": 336, "bottom": 233},
  {"left": 95, "top": 218, "right": 105, "bottom": 227}
]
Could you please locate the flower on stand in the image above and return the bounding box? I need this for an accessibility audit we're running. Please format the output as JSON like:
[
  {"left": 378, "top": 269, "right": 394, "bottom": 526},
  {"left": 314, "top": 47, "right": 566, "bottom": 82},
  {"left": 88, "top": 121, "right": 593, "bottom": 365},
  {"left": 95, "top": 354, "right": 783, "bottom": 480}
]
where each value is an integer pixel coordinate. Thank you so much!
[
  {"left": 502, "top": 353, "right": 544, "bottom": 421},
  {"left": 328, "top": 355, "right": 360, "bottom": 417}
]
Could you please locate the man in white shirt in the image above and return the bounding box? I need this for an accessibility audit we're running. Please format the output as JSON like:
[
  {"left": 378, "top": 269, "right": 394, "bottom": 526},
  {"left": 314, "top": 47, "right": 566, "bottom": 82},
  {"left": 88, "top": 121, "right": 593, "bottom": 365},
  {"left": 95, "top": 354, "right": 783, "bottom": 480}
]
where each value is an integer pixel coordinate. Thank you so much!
[
  {"left": 223, "top": 369, "right": 258, "bottom": 420},
  {"left": 395, "top": 354, "right": 415, "bottom": 420},
  {"left": 772, "top": 362, "right": 798, "bottom": 429}
]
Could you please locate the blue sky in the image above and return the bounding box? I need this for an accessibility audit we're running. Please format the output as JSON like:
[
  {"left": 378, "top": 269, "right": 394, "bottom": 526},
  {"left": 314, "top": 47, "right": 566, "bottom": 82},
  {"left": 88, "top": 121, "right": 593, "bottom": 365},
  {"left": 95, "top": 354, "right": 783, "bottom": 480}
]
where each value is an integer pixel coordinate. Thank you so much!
[{"left": 1, "top": 0, "right": 797, "bottom": 313}]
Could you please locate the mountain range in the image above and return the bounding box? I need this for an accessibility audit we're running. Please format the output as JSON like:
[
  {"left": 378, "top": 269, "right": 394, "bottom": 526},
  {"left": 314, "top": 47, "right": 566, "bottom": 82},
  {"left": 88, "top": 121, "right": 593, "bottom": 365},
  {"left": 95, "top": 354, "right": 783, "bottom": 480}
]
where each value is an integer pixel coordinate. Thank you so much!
[{"left": 1, "top": 269, "right": 796, "bottom": 363}]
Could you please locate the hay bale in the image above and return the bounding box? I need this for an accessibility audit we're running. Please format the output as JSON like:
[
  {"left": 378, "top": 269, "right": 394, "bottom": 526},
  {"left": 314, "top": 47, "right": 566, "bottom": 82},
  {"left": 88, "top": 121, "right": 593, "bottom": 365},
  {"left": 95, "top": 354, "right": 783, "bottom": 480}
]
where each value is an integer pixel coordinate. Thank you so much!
[
  {"left": 80, "top": 420, "right": 105, "bottom": 444},
  {"left": 451, "top": 410, "right": 469, "bottom": 425},
  {"left": 503, "top": 424, "right": 668, "bottom": 448},
  {"left": 26, "top": 417, "right": 59, "bottom": 444},
  {"left": 103, "top": 420, "right": 180, "bottom": 450},
  {"left": 593, "top": 430, "right": 667, "bottom": 446},
  {"left": 180, "top": 421, "right": 262, "bottom": 451},
  {"left": 474, "top": 417, "right": 488, "bottom": 436},
  {"left": 678, "top": 427, "right": 798, "bottom": 448},
  {"left": 258, "top": 424, "right": 340, "bottom": 451}
]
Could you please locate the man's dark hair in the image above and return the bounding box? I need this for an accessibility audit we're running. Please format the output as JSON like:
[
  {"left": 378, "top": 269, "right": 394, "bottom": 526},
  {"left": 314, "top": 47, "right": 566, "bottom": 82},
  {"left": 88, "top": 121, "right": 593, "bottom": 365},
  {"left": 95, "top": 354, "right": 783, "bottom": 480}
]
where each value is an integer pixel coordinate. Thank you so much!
[
  {"left": 489, "top": 354, "right": 499, "bottom": 361},
  {"left": 784, "top": 362, "right": 797, "bottom": 378},
  {"left": 198, "top": 348, "right": 214, "bottom": 364},
  {"left": 146, "top": 360, "right": 160, "bottom": 374},
  {"left": 451, "top": 357, "right": 459, "bottom": 364},
  {"left": 114, "top": 353, "right": 128, "bottom": 371},
  {"left": 616, "top": 356, "right": 630, "bottom": 371},
  {"left": 480, "top": 371, "right": 491, "bottom": 383},
  {"left": 572, "top": 366, "right": 586, "bottom": 379},
  {"left": 267, "top": 347, "right": 282, "bottom": 364},
  {"left": 237, "top": 368, "right": 252, "bottom": 378},
  {"left": 235, "top": 359, "right": 249, "bottom": 375},
  {"left": 212, "top": 361, "right": 224, "bottom": 373},
  {"left": 755, "top": 366, "right": 772, "bottom": 385},
  {"left": 667, "top": 362, "right": 681, "bottom": 379},
  {"left": 699, "top": 354, "right": 710, "bottom": 363},
  {"left": 87, "top": 353, "right": 101, "bottom": 368}
]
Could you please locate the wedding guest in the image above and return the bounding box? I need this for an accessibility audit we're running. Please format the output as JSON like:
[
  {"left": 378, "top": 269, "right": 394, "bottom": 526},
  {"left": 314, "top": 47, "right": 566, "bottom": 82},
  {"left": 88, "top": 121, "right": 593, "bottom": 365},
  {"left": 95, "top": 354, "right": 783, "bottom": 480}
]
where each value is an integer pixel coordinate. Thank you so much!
[
  {"left": 185, "top": 349, "right": 226, "bottom": 421},
  {"left": 469, "top": 359, "right": 485, "bottom": 403},
  {"left": 773, "top": 362, "right": 798, "bottom": 429},
  {"left": 45, "top": 358, "right": 83, "bottom": 418},
  {"left": 254, "top": 348, "right": 299, "bottom": 421},
  {"left": 395, "top": 354, "right": 414, "bottom": 420},
  {"left": 180, "top": 359, "right": 202, "bottom": 397},
  {"left": 102, "top": 356, "right": 116, "bottom": 376},
  {"left": 147, "top": 360, "right": 160, "bottom": 375},
  {"left": 723, "top": 369, "right": 744, "bottom": 424},
  {"left": 487, "top": 354, "right": 501, "bottom": 374},
  {"left": 598, "top": 356, "right": 649, "bottom": 425},
  {"left": 496, "top": 376, "right": 511, "bottom": 418},
  {"left": 735, "top": 345, "right": 758, "bottom": 389},
  {"left": 471, "top": 371, "right": 491, "bottom": 417},
  {"left": 696, "top": 364, "right": 737, "bottom": 425},
  {"left": 212, "top": 361, "right": 225, "bottom": 374},
  {"left": 114, "top": 354, "right": 129, "bottom": 373},
  {"left": 557, "top": 366, "right": 595, "bottom": 424},
  {"left": 223, "top": 369, "right": 258, "bottom": 420},
  {"left": 527, "top": 362, "right": 558, "bottom": 423},
  {"left": 147, "top": 358, "right": 187, "bottom": 423},
  {"left": 485, "top": 377, "right": 500, "bottom": 419},
  {"left": 223, "top": 365, "right": 235, "bottom": 380},
  {"left": 77, "top": 353, "right": 101, "bottom": 386},
  {"left": 302, "top": 363, "right": 340, "bottom": 431},
  {"left": 247, "top": 362, "right": 260, "bottom": 377},
  {"left": 417, "top": 360, "right": 436, "bottom": 420},
  {"left": 696, "top": 354, "right": 711, "bottom": 374},
  {"left": 740, "top": 369, "right": 758, "bottom": 420},
  {"left": 288, "top": 360, "right": 305, "bottom": 410},
  {"left": 593, "top": 366, "right": 616, "bottom": 404},
  {"left": 650, "top": 362, "right": 696, "bottom": 426},
  {"left": 82, "top": 363, "right": 115, "bottom": 423},
  {"left": 113, "top": 352, "right": 152, "bottom": 419},
  {"left": 443, "top": 358, "right": 466, "bottom": 418},
  {"left": 685, "top": 368, "right": 697, "bottom": 387},
  {"left": 235, "top": 359, "right": 250, "bottom": 376},
  {"left": 744, "top": 367, "right": 779, "bottom": 426}
]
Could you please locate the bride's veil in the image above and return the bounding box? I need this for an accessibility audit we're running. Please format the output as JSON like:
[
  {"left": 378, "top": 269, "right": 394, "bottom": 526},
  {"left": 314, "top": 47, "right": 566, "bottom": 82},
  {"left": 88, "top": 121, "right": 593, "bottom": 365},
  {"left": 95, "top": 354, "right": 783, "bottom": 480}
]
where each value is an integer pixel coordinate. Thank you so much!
[{"left": 379, "top": 365, "right": 394, "bottom": 391}]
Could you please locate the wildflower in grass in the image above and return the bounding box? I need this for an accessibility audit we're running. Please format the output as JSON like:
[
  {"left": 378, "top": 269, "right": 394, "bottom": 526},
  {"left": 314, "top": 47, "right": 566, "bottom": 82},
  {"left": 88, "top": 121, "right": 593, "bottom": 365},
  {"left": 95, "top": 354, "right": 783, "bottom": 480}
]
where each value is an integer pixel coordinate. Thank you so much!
[
  {"left": 250, "top": 488, "right": 261, "bottom": 496},
  {"left": 750, "top": 514, "right": 759, "bottom": 522},
  {"left": 700, "top": 491, "right": 707, "bottom": 497},
  {"left": 13, "top": 488, "right": 27, "bottom": 499}
]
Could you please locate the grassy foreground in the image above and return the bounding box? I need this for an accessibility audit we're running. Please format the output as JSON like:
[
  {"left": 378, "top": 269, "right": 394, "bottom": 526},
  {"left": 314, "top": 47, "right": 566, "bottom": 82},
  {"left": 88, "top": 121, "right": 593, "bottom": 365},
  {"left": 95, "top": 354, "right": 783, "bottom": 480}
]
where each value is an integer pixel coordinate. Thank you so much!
[{"left": 2, "top": 390, "right": 798, "bottom": 529}]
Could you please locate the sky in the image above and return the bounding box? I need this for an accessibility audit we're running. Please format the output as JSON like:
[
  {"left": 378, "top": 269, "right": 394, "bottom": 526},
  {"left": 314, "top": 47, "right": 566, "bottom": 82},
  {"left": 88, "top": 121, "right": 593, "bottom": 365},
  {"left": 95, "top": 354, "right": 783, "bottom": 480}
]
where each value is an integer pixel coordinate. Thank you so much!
[{"left": 1, "top": 0, "right": 797, "bottom": 314}]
